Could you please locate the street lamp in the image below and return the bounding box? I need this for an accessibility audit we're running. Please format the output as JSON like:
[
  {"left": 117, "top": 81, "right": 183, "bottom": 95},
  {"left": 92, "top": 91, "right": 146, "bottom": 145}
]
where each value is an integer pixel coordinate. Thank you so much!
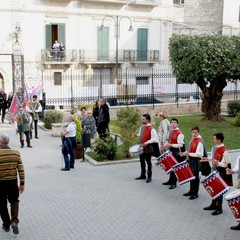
[
  {"left": 14, "top": 21, "right": 22, "bottom": 44},
  {"left": 100, "top": 15, "right": 133, "bottom": 83}
]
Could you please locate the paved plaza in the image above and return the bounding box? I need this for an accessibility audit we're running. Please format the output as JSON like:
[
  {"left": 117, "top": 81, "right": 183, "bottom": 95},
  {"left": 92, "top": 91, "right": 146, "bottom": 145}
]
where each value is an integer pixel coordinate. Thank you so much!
[{"left": 0, "top": 123, "right": 240, "bottom": 240}]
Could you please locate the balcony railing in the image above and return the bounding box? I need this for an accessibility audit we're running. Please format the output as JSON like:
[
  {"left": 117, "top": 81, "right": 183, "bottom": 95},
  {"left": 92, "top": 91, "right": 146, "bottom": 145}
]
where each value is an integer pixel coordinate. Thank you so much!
[
  {"left": 79, "top": 49, "right": 160, "bottom": 63},
  {"left": 41, "top": 49, "right": 78, "bottom": 63},
  {"left": 80, "top": 0, "right": 162, "bottom": 4}
]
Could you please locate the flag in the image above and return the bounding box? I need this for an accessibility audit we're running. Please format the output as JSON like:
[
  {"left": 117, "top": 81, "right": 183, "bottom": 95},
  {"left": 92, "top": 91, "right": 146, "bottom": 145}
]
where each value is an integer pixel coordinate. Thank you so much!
[
  {"left": 7, "top": 94, "right": 21, "bottom": 123},
  {"left": 30, "top": 83, "right": 44, "bottom": 98}
]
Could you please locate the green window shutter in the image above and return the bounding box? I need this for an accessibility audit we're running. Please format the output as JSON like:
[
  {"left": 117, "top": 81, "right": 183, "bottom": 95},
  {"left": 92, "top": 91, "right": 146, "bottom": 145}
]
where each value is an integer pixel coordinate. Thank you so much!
[
  {"left": 137, "top": 28, "right": 148, "bottom": 61},
  {"left": 45, "top": 24, "right": 52, "bottom": 49},
  {"left": 58, "top": 23, "right": 66, "bottom": 47},
  {"left": 97, "top": 26, "right": 109, "bottom": 61}
]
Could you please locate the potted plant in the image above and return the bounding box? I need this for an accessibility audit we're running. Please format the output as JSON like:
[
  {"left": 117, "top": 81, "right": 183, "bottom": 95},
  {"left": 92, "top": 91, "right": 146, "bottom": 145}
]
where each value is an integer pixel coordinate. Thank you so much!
[
  {"left": 43, "top": 110, "right": 64, "bottom": 137},
  {"left": 73, "top": 114, "right": 83, "bottom": 159}
]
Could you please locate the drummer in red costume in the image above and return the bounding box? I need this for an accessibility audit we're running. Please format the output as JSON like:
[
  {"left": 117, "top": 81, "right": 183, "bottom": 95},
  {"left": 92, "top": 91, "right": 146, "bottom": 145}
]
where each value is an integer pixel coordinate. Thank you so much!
[
  {"left": 180, "top": 126, "right": 205, "bottom": 200},
  {"left": 133, "top": 114, "right": 159, "bottom": 183},
  {"left": 162, "top": 118, "right": 186, "bottom": 190},
  {"left": 202, "top": 132, "right": 233, "bottom": 215},
  {"left": 226, "top": 154, "right": 240, "bottom": 230}
]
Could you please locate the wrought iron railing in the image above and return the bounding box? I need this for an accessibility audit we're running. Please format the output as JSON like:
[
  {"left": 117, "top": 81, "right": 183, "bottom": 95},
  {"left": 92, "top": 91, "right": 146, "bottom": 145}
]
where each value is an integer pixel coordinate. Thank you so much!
[
  {"left": 79, "top": 49, "right": 160, "bottom": 63},
  {"left": 40, "top": 69, "right": 240, "bottom": 109},
  {"left": 41, "top": 49, "right": 78, "bottom": 63}
]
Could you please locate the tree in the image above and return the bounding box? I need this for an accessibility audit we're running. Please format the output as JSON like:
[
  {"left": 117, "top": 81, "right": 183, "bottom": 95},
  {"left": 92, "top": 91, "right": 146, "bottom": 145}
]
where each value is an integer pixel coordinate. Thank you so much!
[{"left": 169, "top": 34, "right": 240, "bottom": 121}]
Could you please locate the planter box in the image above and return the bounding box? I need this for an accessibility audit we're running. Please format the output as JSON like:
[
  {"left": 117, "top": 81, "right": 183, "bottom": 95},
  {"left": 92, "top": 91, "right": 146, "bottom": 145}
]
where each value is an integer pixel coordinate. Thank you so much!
[{"left": 51, "top": 123, "right": 65, "bottom": 137}]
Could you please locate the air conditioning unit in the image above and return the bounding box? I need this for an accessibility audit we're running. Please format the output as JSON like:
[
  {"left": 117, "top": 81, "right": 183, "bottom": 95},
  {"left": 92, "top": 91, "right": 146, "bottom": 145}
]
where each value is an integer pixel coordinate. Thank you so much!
[{"left": 173, "top": 0, "right": 184, "bottom": 4}]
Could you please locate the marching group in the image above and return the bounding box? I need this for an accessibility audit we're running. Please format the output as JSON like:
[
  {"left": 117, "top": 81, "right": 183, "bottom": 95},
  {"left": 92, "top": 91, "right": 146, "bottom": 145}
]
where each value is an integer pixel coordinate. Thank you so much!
[
  {"left": 1, "top": 96, "right": 240, "bottom": 235},
  {"left": 134, "top": 111, "right": 240, "bottom": 230}
]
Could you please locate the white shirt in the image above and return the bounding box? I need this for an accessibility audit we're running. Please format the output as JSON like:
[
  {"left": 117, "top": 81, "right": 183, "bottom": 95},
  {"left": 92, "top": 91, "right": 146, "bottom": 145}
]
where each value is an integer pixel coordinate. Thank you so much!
[
  {"left": 65, "top": 123, "right": 76, "bottom": 137},
  {"left": 232, "top": 156, "right": 240, "bottom": 174}
]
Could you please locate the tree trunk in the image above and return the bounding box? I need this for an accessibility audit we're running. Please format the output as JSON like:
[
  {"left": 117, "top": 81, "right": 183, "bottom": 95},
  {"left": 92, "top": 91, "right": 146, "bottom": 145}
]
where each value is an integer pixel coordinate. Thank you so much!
[{"left": 200, "top": 78, "right": 227, "bottom": 121}]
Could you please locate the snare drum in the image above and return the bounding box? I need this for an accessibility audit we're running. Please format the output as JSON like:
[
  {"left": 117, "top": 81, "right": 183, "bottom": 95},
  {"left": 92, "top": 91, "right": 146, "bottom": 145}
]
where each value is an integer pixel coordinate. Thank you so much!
[
  {"left": 129, "top": 144, "right": 143, "bottom": 156},
  {"left": 158, "top": 150, "right": 178, "bottom": 174},
  {"left": 172, "top": 161, "right": 195, "bottom": 185},
  {"left": 225, "top": 189, "right": 240, "bottom": 222},
  {"left": 201, "top": 171, "right": 230, "bottom": 200}
]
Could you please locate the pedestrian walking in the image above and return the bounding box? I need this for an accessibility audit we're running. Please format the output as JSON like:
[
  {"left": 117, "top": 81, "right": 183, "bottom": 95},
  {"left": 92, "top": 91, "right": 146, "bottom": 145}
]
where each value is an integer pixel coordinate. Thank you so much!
[{"left": 0, "top": 133, "right": 25, "bottom": 235}]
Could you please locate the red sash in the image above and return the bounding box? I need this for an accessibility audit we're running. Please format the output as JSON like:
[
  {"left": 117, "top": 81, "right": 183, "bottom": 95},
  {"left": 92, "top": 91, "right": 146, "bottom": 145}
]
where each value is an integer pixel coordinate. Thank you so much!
[
  {"left": 140, "top": 125, "right": 153, "bottom": 144},
  {"left": 214, "top": 146, "right": 227, "bottom": 162},
  {"left": 170, "top": 129, "right": 181, "bottom": 144},
  {"left": 189, "top": 138, "right": 202, "bottom": 153}
]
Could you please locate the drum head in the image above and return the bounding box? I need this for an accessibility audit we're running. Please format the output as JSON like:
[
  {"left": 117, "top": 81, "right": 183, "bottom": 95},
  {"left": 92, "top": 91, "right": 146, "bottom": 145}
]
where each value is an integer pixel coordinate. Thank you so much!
[
  {"left": 225, "top": 189, "right": 240, "bottom": 200},
  {"left": 129, "top": 144, "right": 141, "bottom": 153}
]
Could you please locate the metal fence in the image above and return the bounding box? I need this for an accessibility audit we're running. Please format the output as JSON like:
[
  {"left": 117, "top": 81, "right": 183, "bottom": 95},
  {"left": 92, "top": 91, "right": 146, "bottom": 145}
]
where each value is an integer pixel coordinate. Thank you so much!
[{"left": 42, "top": 68, "right": 240, "bottom": 109}]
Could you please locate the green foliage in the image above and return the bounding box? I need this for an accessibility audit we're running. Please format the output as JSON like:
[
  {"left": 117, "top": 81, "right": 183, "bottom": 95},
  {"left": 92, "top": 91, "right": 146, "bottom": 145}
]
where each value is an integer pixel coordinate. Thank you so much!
[
  {"left": 116, "top": 108, "right": 141, "bottom": 157},
  {"left": 73, "top": 114, "right": 82, "bottom": 143},
  {"left": 227, "top": 100, "right": 240, "bottom": 116},
  {"left": 94, "top": 135, "right": 118, "bottom": 160},
  {"left": 169, "top": 35, "right": 240, "bottom": 84},
  {"left": 43, "top": 110, "right": 64, "bottom": 129},
  {"left": 78, "top": 102, "right": 94, "bottom": 111},
  {"left": 169, "top": 35, "right": 240, "bottom": 120},
  {"left": 234, "top": 113, "right": 240, "bottom": 127}
]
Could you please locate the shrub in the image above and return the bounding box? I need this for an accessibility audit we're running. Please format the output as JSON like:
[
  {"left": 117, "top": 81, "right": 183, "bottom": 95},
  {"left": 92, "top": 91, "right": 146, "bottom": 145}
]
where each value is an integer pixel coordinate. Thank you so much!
[
  {"left": 43, "top": 110, "right": 64, "bottom": 129},
  {"left": 227, "top": 100, "right": 240, "bottom": 116},
  {"left": 78, "top": 102, "right": 94, "bottom": 111},
  {"left": 73, "top": 114, "right": 82, "bottom": 143},
  {"left": 94, "top": 135, "right": 117, "bottom": 160},
  {"left": 234, "top": 113, "right": 240, "bottom": 127},
  {"left": 116, "top": 108, "right": 141, "bottom": 157}
]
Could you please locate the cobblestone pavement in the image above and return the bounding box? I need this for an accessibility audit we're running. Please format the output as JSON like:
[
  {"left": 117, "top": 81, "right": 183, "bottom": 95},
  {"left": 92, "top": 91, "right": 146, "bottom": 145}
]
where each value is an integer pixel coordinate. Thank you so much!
[{"left": 0, "top": 123, "right": 239, "bottom": 240}]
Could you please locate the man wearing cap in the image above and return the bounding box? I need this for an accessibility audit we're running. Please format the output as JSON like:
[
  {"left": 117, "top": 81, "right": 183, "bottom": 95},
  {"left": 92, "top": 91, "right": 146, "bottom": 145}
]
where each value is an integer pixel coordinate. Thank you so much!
[
  {"left": 26, "top": 95, "right": 42, "bottom": 139},
  {"left": 0, "top": 133, "right": 25, "bottom": 235}
]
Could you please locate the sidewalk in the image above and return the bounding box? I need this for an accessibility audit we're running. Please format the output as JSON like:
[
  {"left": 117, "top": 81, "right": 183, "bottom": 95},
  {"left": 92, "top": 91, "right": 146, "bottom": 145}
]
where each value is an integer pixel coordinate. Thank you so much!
[{"left": 0, "top": 122, "right": 239, "bottom": 240}]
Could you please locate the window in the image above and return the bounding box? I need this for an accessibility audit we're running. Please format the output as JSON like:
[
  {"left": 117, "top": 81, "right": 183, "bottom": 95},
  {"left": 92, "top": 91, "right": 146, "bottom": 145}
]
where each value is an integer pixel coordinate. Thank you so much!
[
  {"left": 45, "top": 23, "right": 66, "bottom": 49},
  {"left": 136, "top": 76, "right": 149, "bottom": 85},
  {"left": 54, "top": 72, "right": 62, "bottom": 85},
  {"left": 137, "top": 28, "right": 148, "bottom": 61},
  {"left": 173, "top": 0, "right": 184, "bottom": 4}
]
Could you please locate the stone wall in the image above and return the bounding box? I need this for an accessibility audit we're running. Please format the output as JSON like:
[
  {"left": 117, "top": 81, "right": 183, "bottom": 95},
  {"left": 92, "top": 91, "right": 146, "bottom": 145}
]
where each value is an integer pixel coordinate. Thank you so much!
[
  {"left": 109, "top": 100, "right": 228, "bottom": 120},
  {"left": 184, "top": 0, "right": 224, "bottom": 34}
]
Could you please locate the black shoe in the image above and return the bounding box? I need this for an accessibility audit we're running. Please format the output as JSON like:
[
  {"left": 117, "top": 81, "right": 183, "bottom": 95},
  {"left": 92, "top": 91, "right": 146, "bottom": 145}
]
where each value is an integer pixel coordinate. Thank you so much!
[
  {"left": 230, "top": 223, "right": 240, "bottom": 230},
  {"left": 61, "top": 168, "right": 70, "bottom": 171},
  {"left": 2, "top": 225, "right": 10, "bottom": 232},
  {"left": 35, "top": 136, "right": 39, "bottom": 139},
  {"left": 20, "top": 145, "right": 24, "bottom": 148},
  {"left": 169, "top": 184, "right": 177, "bottom": 190},
  {"left": 155, "top": 161, "right": 160, "bottom": 166},
  {"left": 135, "top": 176, "right": 146, "bottom": 180},
  {"left": 27, "top": 145, "right": 33, "bottom": 148},
  {"left": 162, "top": 181, "right": 171, "bottom": 185},
  {"left": 11, "top": 223, "right": 19, "bottom": 234},
  {"left": 146, "top": 178, "right": 152, "bottom": 183},
  {"left": 203, "top": 205, "right": 217, "bottom": 211},
  {"left": 189, "top": 194, "right": 198, "bottom": 200},
  {"left": 183, "top": 191, "right": 192, "bottom": 196},
  {"left": 70, "top": 165, "right": 74, "bottom": 169},
  {"left": 211, "top": 209, "right": 223, "bottom": 215}
]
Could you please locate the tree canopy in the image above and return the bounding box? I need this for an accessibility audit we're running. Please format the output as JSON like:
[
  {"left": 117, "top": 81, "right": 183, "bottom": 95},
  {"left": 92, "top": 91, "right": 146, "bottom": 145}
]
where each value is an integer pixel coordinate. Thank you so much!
[{"left": 169, "top": 34, "right": 240, "bottom": 121}]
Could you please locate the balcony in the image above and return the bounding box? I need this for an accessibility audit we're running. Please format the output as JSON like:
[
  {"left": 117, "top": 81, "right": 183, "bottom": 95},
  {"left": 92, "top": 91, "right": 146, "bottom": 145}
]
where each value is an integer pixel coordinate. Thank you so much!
[
  {"left": 80, "top": 0, "right": 162, "bottom": 5},
  {"left": 41, "top": 49, "right": 78, "bottom": 64},
  {"left": 79, "top": 49, "right": 160, "bottom": 63}
]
